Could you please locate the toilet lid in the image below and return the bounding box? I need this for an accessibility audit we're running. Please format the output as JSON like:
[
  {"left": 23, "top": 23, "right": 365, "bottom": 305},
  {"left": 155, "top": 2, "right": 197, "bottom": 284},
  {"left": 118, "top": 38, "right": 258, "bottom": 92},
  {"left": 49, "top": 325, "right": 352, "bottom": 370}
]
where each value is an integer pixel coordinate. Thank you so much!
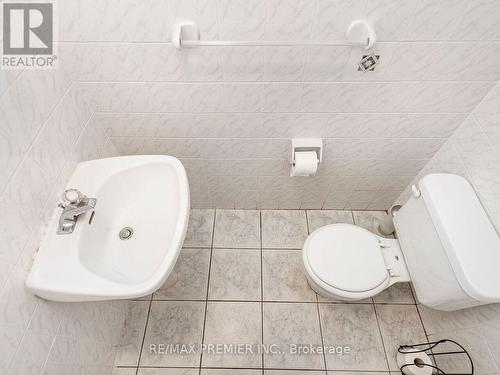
[{"left": 305, "top": 224, "right": 389, "bottom": 293}]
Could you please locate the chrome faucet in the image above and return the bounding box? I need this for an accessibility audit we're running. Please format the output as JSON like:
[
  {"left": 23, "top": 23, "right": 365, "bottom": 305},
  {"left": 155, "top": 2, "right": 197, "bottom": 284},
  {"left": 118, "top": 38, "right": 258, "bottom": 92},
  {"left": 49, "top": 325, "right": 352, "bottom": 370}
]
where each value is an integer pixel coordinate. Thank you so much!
[{"left": 57, "top": 189, "right": 97, "bottom": 234}]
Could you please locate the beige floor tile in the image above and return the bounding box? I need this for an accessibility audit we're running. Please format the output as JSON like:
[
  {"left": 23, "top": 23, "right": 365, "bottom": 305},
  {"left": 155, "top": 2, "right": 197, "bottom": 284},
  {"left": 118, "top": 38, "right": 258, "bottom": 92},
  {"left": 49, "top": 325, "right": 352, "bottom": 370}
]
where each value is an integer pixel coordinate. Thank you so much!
[
  {"left": 184, "top": 209, "right": 215, "bottom": 247},
  {"left": 429, "top": 329, "right": 494, "bottom": 374},
  {"left": 326, "top": 372, "right": 389, "bottom": 375},
  {"left": 417, "top": 304, "right": 478, "bottom": 335},
  {"left": 154, "top": 249, "right": 210, "bottom": 300},
  {"left": 202, "top": 370, "right": 262, "bottom": 374},
  {"left": 262, "top": 210, "right": 308, "bottom": 249},
  {"left": 263, "top": 303, "right": 324, "bottom": 370},
  {"left": 138, "top": 368, "right": 199, "bottom": 374},
  {"left": 114, "top": 302, "right": 150, "bottom": 366},
  {"left": 373, "top": 283, "right": 415, "bottom": 304},
  {"left": 112, "top": 367, "right": 137, "bottom": 375},
  {"left": 140, "top": 301, "right": 205, "bottom": 367},
  {"left": 213, "top": 210, "right": 261, "bottom": 248},
  {"left": 132, "top": 294, "right": 152, "bottom": 301},
  {"left": 113, "top": 209, "right": 473, "bottom": 372},
  {"left": 478, "top": 325, "right": 500, "bottom": 372},
  {"left": 262, "top": 250, "right": 316, "bottom": 302},
  {"left": 267, "top": 371, "right": 326, "bottom": 374},
  {"left": 306, "top": 210, "right": 354, "bottom": 233},
  {"left": 317, "top": 295, "right": 374, "bottom": 303},
  {"left": 375, "top": 304, "right": 427, "bottom": 371},
  {"left": 202, "top": 302, "right": 262, "bottom": 368},
  {"left": 209, "top": 249, "right": 261, "bottom": 301},
  {"left": 472, "top": 303, "right": 500, "bottom": 326},
  {"left": 352, "top": 211, "right": 393, "bottom": 238},
  {"left": 319, "top": 304, "right": 387, "bottom": 371}
]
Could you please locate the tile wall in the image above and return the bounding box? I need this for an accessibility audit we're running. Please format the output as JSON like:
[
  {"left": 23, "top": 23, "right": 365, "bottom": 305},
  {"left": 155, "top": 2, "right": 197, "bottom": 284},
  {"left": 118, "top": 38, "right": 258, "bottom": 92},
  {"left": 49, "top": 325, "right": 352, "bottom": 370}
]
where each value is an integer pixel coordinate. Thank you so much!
[
  {"left": 1, "top": 0, "right": 500, "bottom": 373},
  {"left": 396, "top": 81, "right": 500, "bottom": 372},
  {"left": 0, "top": 47, "right": 125, "bottom": 375},
  {"left": 59, "top": 0, "right": 500, "bottom": 209},
  {"left": 398, "top": 82, "right": 500, "bottom": 233}
]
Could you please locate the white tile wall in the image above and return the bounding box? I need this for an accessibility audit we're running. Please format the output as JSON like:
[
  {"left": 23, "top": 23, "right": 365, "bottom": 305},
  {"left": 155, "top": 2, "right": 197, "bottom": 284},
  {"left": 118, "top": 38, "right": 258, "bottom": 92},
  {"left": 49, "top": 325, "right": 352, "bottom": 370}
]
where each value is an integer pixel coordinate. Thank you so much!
[
  {"left": 52, "top": 0, "right": 500, "bottom": 209},
  {"left": 83, "top": 78, "right": 488, "bottom": 208},
  {"left": 0, "top": 61, "right": 125, "bottom": 374},
  {"left": 56, "top": 0, "right": 500, "bottom": 43},
  {"left": 2, "top": 0, "right": 500, "bottom": 372},
  {"left": 396, "top": 82, "right": 500, "bottom": 371},
  {"left": 397, "top": 82, "right": 500, "bottom": 234}
]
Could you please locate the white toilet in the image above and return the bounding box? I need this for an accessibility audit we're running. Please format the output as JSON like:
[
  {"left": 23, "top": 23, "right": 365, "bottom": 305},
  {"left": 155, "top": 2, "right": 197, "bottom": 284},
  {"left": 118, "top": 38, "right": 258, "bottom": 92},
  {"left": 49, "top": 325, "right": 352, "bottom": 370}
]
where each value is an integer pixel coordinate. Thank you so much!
[{"left": 302, "top": 173, "right": 500, "bottom": 311}]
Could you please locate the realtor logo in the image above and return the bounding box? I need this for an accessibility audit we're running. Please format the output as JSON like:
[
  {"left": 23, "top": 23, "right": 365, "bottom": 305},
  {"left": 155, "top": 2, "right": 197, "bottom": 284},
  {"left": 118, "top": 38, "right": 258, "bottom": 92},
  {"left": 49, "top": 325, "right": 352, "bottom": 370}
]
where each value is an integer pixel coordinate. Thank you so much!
[{"left": 1, "top": 1, "right": 57, "bottom": 69}]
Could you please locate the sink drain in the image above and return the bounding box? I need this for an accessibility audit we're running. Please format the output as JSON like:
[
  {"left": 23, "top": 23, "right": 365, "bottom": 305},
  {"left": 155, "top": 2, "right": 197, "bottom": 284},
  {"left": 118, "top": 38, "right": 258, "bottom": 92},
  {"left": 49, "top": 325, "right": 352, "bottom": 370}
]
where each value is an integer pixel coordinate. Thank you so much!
[{"left": 119, "top": 227, "right": 134, "bottom": 240}]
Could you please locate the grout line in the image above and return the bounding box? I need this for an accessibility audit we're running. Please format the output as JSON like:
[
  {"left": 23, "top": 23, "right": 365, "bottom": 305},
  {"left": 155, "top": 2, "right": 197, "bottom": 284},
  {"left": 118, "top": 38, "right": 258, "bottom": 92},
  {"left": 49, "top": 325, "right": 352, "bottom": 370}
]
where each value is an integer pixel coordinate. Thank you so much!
[
  {"left": 198, "top": 208, "right": 217, "bottom": 373},
  {"left": 304, "top": 211, "right": 324, "bottom": 308},
  {"left": 71, "top": 111, "right": 96, "bottom": 153},
  {"left": 408, "top": 283, "right": 418, "bottom": 305},
  {"left": 134, "top": 366, "right": 200, "bottom": 369},
  {"left": 314, "top": 257, "right": 328, "bottom": 373},
  {"left": 98, "top": 136, "right": 115, "bottom": 158},
  {"left": 96, "top": 109, "right": 473, "bottom": 115},
  {"left": 134, "top": 368, "right": 392, "bottom": 373},
  {"left": 146, "top": 298, "right": 405, "bottom": 305},
  {"left": 259, "top": 210, "right": 265, "bottom": 371},
  {"left": 0, "top": 69, "right": 24, "bottom": 100},
  {"left": 0, "top": 80, "right": 75, "bottom": 198},
  {"left": 472, "top": 111, "right": 500, "bottom": 158},
  {"left": 210, "top": 247, "right": 261, "bottom": 251},
  {"left": 373, "top": 303, "right": 392, "bottom": 372},
  {"left": 258, "top": 247, "right": 303, "bottom": 251},
  {"left": 109, "top": 135, "right": 452, "bottom": 141},
  {"left": 56, "top": 40, "right": 500, "bottom": 45},
  {"left": 409, "top": 303, "right": 435, "bottom": 367},
  {"left": 39, "top": 301, "right": 71, "bottom": 374},
  {"left": 140, "top": 370, "right": 391, "bottom": 374},
  {"left": 191, "top": 208, "right": 393, "bottom": 212},
  {"left": 414, "top": 302, "right": 431, "bottom": 340},
  {"left": 135, "top": 297, "right": 153, "bottom": 375},
  {"left": 94, "top": 108, "right": 475, "bottom": 114},
  {"left": 94, "top": 110, "right": 470, "bottom": 115},
  {"left": 35, "top": 323, "right": 58, "bottom": 375},
  {"left": 146, "top": 294, "right": 418, "bottom": 305},
  {"left": 304, "top": 210, "right": 311, "bottom": 235},
  {"left": 76, "top": 78, "right": 500, "bottom": 84}
]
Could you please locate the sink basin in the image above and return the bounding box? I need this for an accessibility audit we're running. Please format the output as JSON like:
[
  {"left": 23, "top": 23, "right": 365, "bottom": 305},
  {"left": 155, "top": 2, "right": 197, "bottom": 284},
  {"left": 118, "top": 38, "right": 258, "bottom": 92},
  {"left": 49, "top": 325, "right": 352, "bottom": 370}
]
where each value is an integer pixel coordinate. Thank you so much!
[{"left": 26, "top": 155, "right": 190, "bottom": 302}]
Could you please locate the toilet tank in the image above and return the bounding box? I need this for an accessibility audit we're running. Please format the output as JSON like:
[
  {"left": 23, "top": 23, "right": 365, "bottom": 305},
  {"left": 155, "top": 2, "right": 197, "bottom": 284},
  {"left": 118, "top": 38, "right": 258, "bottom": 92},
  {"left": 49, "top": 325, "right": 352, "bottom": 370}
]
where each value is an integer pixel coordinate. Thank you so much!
[{"left": 394, "top": 173, "right": 500, "bottom": 311}]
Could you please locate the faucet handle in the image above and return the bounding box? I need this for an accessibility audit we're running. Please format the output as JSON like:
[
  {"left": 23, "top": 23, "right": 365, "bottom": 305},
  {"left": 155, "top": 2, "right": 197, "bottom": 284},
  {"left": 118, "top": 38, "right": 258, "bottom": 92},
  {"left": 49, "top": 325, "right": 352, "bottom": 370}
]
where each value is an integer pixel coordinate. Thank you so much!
[{"left": 62, "top": 189, "right": 85, "bottom": 205}]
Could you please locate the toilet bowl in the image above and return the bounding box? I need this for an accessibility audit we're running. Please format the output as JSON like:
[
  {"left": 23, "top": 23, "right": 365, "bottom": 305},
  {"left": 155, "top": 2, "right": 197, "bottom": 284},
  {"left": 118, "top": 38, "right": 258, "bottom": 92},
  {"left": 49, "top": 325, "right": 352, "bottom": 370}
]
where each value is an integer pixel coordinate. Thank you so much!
[{"left": 302, "top": 223, "right": 410, "bottom": 301}]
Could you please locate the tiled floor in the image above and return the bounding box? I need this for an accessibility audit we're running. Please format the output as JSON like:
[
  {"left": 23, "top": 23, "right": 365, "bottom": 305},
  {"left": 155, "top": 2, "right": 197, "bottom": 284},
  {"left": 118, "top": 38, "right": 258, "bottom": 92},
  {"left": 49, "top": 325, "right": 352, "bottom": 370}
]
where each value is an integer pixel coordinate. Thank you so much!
[{"left": 113, "top": 209, "right": 428, "bottom": 375}]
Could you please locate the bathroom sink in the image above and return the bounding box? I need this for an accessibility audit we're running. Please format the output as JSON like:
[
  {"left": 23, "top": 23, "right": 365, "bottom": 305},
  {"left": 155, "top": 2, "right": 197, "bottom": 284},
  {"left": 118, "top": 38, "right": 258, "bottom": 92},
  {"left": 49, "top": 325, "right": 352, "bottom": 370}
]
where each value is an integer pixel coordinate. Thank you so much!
[{"left": 26, "top": 155, "right": 190, "bottom": 302}]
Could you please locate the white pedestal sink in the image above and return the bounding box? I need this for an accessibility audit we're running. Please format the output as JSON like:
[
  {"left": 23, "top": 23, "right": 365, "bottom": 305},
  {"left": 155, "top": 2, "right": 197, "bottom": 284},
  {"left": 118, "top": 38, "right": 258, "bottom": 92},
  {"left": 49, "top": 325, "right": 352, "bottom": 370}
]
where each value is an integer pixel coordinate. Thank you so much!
[{"left": 26, "top": 155, "right": 190, "bottom": 302}]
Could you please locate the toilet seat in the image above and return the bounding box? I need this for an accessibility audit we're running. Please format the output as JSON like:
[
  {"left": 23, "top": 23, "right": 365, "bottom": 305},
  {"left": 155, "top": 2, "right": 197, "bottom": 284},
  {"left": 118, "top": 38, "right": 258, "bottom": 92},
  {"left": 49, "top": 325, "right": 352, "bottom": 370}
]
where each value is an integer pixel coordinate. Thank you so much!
[{"left": 303, "top": 223, "right": 393, "bottom": 300}]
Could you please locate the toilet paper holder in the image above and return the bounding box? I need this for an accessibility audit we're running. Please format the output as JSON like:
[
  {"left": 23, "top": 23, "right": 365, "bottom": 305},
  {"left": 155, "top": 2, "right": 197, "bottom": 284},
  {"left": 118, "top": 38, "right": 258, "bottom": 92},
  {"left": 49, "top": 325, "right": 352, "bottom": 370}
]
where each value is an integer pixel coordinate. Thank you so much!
[
  {"left": 398, "top": 339, "right": 473, "bottom": 375},
  {"left": 289, "top": 138, "right": 323, "bottom": 166}
]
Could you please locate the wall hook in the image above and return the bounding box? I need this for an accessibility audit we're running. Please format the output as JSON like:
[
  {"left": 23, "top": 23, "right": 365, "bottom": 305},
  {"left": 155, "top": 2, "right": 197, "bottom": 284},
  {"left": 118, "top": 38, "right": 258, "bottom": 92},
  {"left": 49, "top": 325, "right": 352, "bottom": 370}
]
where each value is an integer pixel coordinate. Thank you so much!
[{"left": 345, "top": 19, "right": 377, "bottom": 50}]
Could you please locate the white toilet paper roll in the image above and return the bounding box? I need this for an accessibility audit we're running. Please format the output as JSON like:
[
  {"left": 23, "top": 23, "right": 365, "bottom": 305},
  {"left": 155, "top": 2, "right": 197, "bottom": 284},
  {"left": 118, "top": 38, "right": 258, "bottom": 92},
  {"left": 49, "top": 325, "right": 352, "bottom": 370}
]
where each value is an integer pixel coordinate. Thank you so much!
[
  {"left": 290, "top": 151, "right": 318, "bottom": 176},
  {"left": 396, "top": 351, "right": 433, "bottom": 375}
]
